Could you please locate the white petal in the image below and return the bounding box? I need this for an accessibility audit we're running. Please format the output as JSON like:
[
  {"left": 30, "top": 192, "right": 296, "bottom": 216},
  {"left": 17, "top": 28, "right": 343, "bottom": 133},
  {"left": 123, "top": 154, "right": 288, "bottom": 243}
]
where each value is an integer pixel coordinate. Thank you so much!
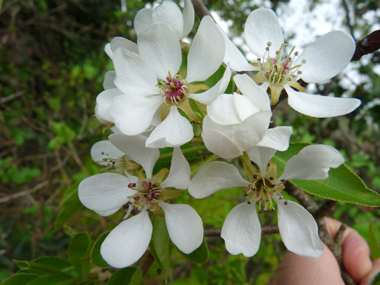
[
  {"left": 257, "top": 126, "right": 293, "bottom": 151},
  {"left": 96, "top": 88, "right": 123, "bottom": 123},
  {"left": 221, "top": 202, "right": 261, "bottom": 257},
  {"left": 110, "top": 94, "right": 162, "bottom": 136},
  {"left": 105, "top": 43, "right": 112, "bottom": 58},
  {"left": 279, "top": 144, "right": 344, "bottom": 181},
  {"left": 296, "top": 30, "right": 355, "bottom": 83},
  {"left": 202, "top": 119, "right": 244, "bottom": 159},
  {"left": 190, "top": 66, "right": 231, "bottom": 105},
  {"left": 161, "top": 147, "right": 190, "bottom": 189},
  {"left": 202, "top": 111, "right": 272, "bottom": 158},
  {"left": 188, "top": 161, "right": 249, "bottom": 198},
  {"left": 78, "top": 173, "right": 133, "bottom": 216},
  {"left": 160, "top": 202, "right": 203, "bottom": 254},
  {"left": 145, "top": 106, "right": 194, "bottom": 148},
  {"left": 103, "top": 71, "right": 116, "bottom": 89},
  {"left": 152, "top": 1, "right": 183, "bottom": 40},
  {"left": 109, "top": 134, "right": 160, "bottom": 179},
  {"left": 244, "top": 9, "right": 284, "bottom": 58},
  {"left": 285, "top": 85, "right": 361, "bottom": 118},
  {"left": 110, "top": 37, "right": 138, "bottom": 54},
  {"left": 275, "top": 197, "right": 324, "bottom": 258},
  {"left": 138, "top": 23, "right": 181, "bottom": 80},
  {"left": 181, "top": 0, "right": 195, "bottom": 39},
  {"left": 101, "top": 211, "right": 152, "bottom": 268},
  {"left": 91, "top": 140, "right": 124, "bottom": 166},
  {"left": 186, "top": 16, "right": 225, "bottom": 83},
  {"left": 219, "top": 25, "right": 258, "bottom": 72},
  {"left": 207, "top": 94, "right": 244, "bottom": 125},
  {"left": 234, "top": 74, "right": 271, "bottom": 111},
  {"left": 113, "top": 48, "right": 159, "bottom": 96},
  {"left": 246, "top": 146, "right": 277, "bottom": 177},
  {"left": 134, "top": 8, "right": 153, "bottom": 36}
]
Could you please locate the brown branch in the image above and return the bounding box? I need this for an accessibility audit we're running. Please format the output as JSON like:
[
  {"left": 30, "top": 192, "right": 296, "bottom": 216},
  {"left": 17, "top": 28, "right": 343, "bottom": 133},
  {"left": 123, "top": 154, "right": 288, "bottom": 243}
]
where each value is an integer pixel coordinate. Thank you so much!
[
  {"left": 352, "top": 30, "right": 380, "bottom": 61},
  {"left": 204, "top": 225, "right": 279, "bottom": 237},
  {"left": 191, "top": 0, "right": 213, "bottom": 20},
  {"left": 284, "top": 182, "right": 319, "bottom": 214}
]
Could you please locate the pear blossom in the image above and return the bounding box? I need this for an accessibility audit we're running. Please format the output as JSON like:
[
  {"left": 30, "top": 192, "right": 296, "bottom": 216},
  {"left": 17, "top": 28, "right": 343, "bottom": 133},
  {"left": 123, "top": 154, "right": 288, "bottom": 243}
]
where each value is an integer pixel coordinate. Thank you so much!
[
  {"left": 188, "top": 144, "right": 345, "bottom": 258},
  {"left": 202, "top": 73, "right": 292, "bottom": 159},
  {"left": 79, "top": 134, "right": 203, "bottom": 268},
  {"left": 100, "top": 16, "right": 230, "bottom": 148},
  {"left": 134, "top": 0, "right": 194, "bottom": 41},
  {"left": 223, "top": 8, "right": 361, "bottom": 117}
]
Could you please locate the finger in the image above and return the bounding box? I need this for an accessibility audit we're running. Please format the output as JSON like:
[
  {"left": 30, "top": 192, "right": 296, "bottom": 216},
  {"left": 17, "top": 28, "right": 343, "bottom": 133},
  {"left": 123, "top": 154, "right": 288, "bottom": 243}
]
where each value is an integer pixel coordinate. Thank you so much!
[
  {"left": 325, "top": 217, "right": 372, "bottom": 283},
  {"left": 269, "top": 245, "right": 344, "bottom": 285},
  {"left": 361, "top": 258, "right": 380, "bottom": 285}
]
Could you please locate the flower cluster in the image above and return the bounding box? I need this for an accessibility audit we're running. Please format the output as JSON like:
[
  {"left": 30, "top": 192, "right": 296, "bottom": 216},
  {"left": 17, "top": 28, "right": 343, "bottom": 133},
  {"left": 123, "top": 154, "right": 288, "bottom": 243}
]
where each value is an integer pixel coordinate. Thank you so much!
[{"left": 79, "top": 1, "right": 362, "bottom": 270}]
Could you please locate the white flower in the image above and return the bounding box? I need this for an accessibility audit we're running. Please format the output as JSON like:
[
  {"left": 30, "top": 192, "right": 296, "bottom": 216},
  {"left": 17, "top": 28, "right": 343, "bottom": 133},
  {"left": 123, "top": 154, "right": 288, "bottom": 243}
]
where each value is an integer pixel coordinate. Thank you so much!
[
  {"left": 188, "top": 144, "right": 345, "bottom": 258},
  {"left": 202, "top": 73, "right": 292, "bottom": 159},
  {"left": 223, "top": 8, "right": 361, "bottom": 117},
  {"left": 79, "top": 134, "right": 203, "bottom": 268},
  {"left": 99, "top": 16, "right": 229, "bottom": 148},
  {"left": 134, "top": 0, "right": 194, "bottom": 41}
]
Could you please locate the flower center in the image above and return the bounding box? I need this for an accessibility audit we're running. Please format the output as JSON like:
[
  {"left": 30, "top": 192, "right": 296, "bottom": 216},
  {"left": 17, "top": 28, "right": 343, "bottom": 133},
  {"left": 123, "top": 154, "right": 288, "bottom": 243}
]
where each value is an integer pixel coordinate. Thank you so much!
[
  {"left": 157, "top": 72, "right": 188, "bottom": 104},
  {"left": 100, "top": 154, "right": 139, "bottom": 174},
  {"left": 245, "top": 175, "right": 285, "bottom": 212},
  {"left": 257, "top": 42, "right": 306, "bottom": 85},
  {"left": 127, "top": 180, "right": 162, "bottom": 211}
]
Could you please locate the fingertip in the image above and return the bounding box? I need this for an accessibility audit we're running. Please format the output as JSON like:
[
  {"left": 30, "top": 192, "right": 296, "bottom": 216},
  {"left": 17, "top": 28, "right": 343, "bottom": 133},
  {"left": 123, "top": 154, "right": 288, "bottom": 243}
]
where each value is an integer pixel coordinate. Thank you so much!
[{"left": 360, "top": 258, "right": 380, "bottom": 285}]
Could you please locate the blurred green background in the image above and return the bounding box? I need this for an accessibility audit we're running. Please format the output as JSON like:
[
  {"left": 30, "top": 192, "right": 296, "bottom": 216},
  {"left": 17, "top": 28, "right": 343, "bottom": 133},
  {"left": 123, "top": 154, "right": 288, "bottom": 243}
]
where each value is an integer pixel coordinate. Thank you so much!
[{"left": 1, "top": 0, "right": 380, "bottom": 284}]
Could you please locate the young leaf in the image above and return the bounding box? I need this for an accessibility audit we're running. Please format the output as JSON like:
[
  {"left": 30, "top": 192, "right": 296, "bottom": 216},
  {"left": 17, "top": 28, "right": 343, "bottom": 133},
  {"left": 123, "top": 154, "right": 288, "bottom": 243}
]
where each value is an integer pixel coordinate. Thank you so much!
[
  {"left": 1, "top": 273, "right": 38, "bottom": 285},
  {"left": 369, "top": 222, "right": 380, "bottom": 260},
  {"left": 91, "top": 232, "right": 110, "bottom": 268},
  {"left": 272, "top": 143, "right": 380, "bottom": 206},
  {"left": 179, "top": 238, "right": 209, "bottom": 263},
  {"left": 68, "top": 232, "right": 91, "bottom": 272},
  {"left": 106, "top": 267, "right": 143, "bottom": 285},
  {"left": 149, "top": 216, "right": 171, "bottom": 280}
]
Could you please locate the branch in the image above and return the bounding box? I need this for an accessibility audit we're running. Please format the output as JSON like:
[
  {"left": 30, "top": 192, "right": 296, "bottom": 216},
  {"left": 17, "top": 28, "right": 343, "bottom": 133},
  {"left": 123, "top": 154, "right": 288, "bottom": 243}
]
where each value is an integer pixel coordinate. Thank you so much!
[
  {"left": 351, "top": 30, "right": 380, "bottom": 61},
  {"left": 284, "top": 182, "right": 319, "bottom": 214},
  {"left": 204, "top": 225, "right": 279, "bottom": 237},
  {"left": 191, "top": 0, "right": 213, "bottom": 20}
]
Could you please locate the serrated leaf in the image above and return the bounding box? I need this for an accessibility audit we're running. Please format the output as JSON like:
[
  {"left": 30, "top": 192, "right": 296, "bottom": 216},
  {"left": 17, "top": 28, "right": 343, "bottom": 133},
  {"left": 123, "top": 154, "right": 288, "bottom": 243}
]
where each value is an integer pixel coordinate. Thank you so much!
[
  {"left": 106, "top": 267, "right": 142, "bottom": 285},
  {"left": 369, "top": 222, "right": 380, "bottom": 260},
  {"left": 1, "top": 273, "right": 38, "bottom": 285},
  {"left": 272, "top": 143, "right": 380, "bottom": 206},
  {"left": 149, "top": 216, "right": 171, "bottom": 281},
  {"left": 180, "top": 239, "right": 209, "bottom": 263},
  {"left": 91, "top": 232, "right": 110, "bottom": 268},
  {"left": 68, "top": 233, "right": 91, "bottom": 272}
]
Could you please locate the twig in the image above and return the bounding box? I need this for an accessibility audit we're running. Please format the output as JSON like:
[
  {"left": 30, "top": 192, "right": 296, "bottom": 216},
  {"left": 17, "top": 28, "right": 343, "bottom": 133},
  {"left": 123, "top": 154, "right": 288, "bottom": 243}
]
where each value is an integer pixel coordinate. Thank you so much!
[
  {"left": 204, "top": 225, "right": 279, "bottom": 237},
  {"left": 284, "top": 182, "right": 319, "bottom": 214},
  {"left": 0, "top": 91, "right": 25, "bottom": 104},
  {"left": 141, "top": 250, "right": 155, "bottom": 275},
  {"left": 191, "top": 0, "right": 213, "bottom": 20},
  {"left": 0, "top": 181, "right": 48, "bottom": 203}
]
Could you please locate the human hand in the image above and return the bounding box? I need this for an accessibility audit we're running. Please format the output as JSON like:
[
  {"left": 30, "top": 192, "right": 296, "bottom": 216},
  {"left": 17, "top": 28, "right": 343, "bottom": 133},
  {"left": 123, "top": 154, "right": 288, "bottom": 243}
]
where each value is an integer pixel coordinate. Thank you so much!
[{"left": 269, "top": 217, "right": 380, "bottom": 285}]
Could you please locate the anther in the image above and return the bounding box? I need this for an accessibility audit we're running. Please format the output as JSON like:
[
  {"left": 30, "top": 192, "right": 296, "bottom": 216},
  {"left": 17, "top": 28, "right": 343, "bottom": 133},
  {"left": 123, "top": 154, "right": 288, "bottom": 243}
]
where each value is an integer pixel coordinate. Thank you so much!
[
  {"left": 302, "top": 59, "right": 307, "bottom": 63},
  {"left": 247, "top": 201, "right": 252, "bottom": 205},
  {"left": 294, "top": 51, "right": 299, "bottom": 56},
  {"left": 253, "top": 174, "right": 258, "bottom": 179},
  {"left": 284, "top": 200, "right": 288, "bottom": 205},
  {"left": 270, "top": 184, "right": 275, "bottom": 188},
  {"left": 128, "top": 183, "right": 136, "bottom": 188},
  {"left": 271, "top": 207, "right": 275, "bottom": 211},
  {"left": 267, "top": 42, "right": 272, "bottom": 46},
  {"left": 269, "top": 177, "right": 274, "bottom": 180}
]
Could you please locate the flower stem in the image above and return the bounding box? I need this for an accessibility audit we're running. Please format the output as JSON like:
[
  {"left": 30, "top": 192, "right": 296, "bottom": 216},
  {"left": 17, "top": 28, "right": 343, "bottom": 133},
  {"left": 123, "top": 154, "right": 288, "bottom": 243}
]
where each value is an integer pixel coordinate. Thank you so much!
[
  {"left": 191, "top": 99, "right": 207, "bottom": 121},
  {"left": 191, "top": 154, "right": 217, "bottom": 178}
]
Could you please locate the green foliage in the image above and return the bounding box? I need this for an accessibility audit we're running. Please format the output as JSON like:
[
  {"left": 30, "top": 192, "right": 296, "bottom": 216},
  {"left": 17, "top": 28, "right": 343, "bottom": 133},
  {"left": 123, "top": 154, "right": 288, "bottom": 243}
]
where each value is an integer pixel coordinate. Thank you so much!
[
  {"left": 91, "top": 232, "right": 110, "bottom": 268},
  {"left": 180, "top": 239, "right": 209, "bottom": 264},
  {"left": 106, "top": 267, "right": 142, "bottom": 285},
  {"left": 68, "top": 232, "right": 91, "bottom": 274},
  {"left": 273, "top": 143, "right": 380, "bottom": 206},
  {"left": 149, "top": 216, "right": 171, "bottom": 280},
  {"left": 369, "top": 222, "right": 380, "bottom": 260}
]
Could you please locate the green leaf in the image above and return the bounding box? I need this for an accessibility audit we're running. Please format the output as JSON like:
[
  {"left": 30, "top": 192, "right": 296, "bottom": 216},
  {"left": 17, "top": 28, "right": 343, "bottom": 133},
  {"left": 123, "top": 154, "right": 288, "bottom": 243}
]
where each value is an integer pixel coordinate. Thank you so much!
[
  {"left": 369, "top": 222, "right": 380, "bottom": 260},
  {"left": 1, "top": 273, "right": 38, "bottom": 285},
  {"left": 55, "top": 183, "right": 83, "bottom": 231},
  {"left": 106, "top": 267, "right": 143, "bottom": 285},
  {"left": 33, "top": 257, "right": 72, "bottom": 271},
  {"left": 25, "top": 275, "right": 73, "bottom": 285},
  {"left": 149, "top": 216, "right": 171, "bottom": 280},
  {"left": 14, "top": 260, "right": 73, "bottom": 278},
  {"left": 91, "top": 232, "right": 110, "bottom": 268},
  {"left": 272, "top": 143, "right": 380, "bottom": 206},
  {"left": 68, "top": 233, "right": 91, "bottom": 272},
  {"left": 180, "top": 239, "right": 209, "bottom": 264}
]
